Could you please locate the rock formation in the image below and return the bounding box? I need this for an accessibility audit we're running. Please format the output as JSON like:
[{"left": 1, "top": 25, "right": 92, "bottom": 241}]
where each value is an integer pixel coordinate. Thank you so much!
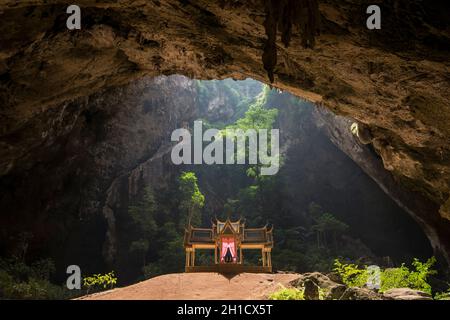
[
  {"left": 0, "top": 1, "right": 449, "bottom": 265},
  {"left": 290, "top": 272, "right": 433, "bottom": 300}
]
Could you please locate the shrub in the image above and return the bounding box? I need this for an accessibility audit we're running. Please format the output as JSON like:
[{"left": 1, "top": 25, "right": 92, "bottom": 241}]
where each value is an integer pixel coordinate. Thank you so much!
[
  {"left": 269, "top": 287, "right": 304, "bottom": 300},
  {"left": 379, "top": 266, "right": 410, "bottom": 292},
  {"left": 333, "top": 257, "right": 437, "bottom": 295},
  {"left": 142, "top": 263, "right": 161, "bottom": 279},
  {"left": 380, "top": 257, "right": 437, "bottom": 294},
  {"left": 269, "top": 286, "right": 330, "bottom": 300},
  {"left": 434, "top": 290, "right": 450, "bottom": 300},
  {"left": 318, "top": 287, "right": 330, "bottom": 300},
  {"left": 83, "top": 271, "right": 118, "bottom": 294},
  {"left": 9, "top": 278, "right": 70, "bottom": 300},
  {"left": 30, "top": 258, "right": 56, "bottom": 280},
  {"left": 333, "top": 259, "right": 368, "bottom": 287},
  {"left": 0, "top": 257, "right": 76, "bottom": 300}
]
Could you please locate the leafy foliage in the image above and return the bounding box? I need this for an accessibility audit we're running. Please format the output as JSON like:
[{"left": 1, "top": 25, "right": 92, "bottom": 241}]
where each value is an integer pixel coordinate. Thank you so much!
[
  {"left": 179, "top": 171, "right": 205, "bottom": 227},
  {"left": 127, "top": 186, "right": 158, "bottom": 269},
  {"left": 142, "top": 222, "right": 185, "bottom": 279},
  {"left": 269, "top": 287, "right": 305, "bottom": 300},
  {"left": 312, "top": 213, "right": 349, "bottom": 248},
  {"left": 0, "top": 257, "right": 75, "bottom": 299},
  {"left": 380, "top": 257, "right": 437, "bottom": 294},
  {"left": 83, "top": 271, "right": 117, "bottom": 294},
  {"left": 434, "top": 289, "right": 450, "bottom": 300},
  {"left": 228, "top": 103, "right": 278, "bottom": 132},
  {"left": 120, "top": 171, "right": 204, "bottom": 282},
  {"left": 268, "top": 285, "right": 331, "bottom": 300},
  {"left": 333, "top": 257, "right": 437, "bottom": 294},
  {"left": 333, "top": 259, "right": 368, "bottom": 288},
  {"left": 221, "top": 87, "right": 279, "bottom": 180},
  {"left": 129, "top": 186, "right": 157, "bottom": 237}
]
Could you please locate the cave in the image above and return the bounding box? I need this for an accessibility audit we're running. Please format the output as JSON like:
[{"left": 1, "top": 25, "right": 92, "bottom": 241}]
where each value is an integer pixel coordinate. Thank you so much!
[{"left": 0, "top": 0, "right": 449, "bottom": 300}]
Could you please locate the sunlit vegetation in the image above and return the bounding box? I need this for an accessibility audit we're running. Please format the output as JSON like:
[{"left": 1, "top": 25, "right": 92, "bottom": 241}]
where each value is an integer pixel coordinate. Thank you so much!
[
  {"left": 269, "top": 257, "right": 444, "bottom": 300},
  {"left": 333, "top": 257, "right": 438, "bottom": 295},
  {"left": 269, "top": 287, "right": 305, "bottom": 300},
  {"left": 434, "top": 289, "right": 450, "bottom": 300},
  {"left": 178, "top": 171, "right": 205, "bottom": 228},
  {"left": 269, "top": 286, "right": 329, "bottom": 300},
  {"left": 83, "top": 271, "right": 118, "bottom": 294}
]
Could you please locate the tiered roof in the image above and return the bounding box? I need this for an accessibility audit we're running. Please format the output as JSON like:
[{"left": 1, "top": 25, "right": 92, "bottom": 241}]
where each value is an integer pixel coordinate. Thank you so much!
[{"left": 184, "top": 218, "right": 273, "bottom": 247}]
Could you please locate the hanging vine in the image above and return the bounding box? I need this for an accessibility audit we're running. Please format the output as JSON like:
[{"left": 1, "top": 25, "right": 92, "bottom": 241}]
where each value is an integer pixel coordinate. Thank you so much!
[{"left": 262, "top": 0, "right": 320, "bottom": 83}]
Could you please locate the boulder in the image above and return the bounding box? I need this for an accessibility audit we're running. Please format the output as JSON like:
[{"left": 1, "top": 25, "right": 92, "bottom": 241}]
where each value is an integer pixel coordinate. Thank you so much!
[
  {"left": 383, "top": 288, "right": 432, "bottom": 300},
  {"left": 290, "top": 272, "right": 346, "bottom": 300},
  {"left": 303, "top": 279, "right": 320, "bottom": 300},
  {"left": 326, "top": 272, "right": 342, "bottom": 284}
]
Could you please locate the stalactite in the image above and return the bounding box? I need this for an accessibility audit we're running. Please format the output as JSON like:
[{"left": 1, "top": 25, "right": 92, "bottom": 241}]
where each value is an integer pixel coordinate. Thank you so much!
[{"left": 262, "top": 0, "right": 320, "bottom": 83}]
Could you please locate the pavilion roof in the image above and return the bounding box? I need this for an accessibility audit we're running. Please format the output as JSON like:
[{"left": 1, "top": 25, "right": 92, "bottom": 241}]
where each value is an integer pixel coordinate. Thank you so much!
[{"left": 184, "top": 218, "right": 273, "bottom": 247}]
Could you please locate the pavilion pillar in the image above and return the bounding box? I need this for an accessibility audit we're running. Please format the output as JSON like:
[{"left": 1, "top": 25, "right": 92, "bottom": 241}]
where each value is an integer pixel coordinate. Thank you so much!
[
  {"left": 185, "top": 250, "right": 190, "bottom": 270},
  {"left": 191, "top": 248, "right": 195, "bottom": 267},
  {"left": 214, "top": 245, "right": 218, "bottom": 264},
  {"left": 240, "top": 247, "right": 243, "bottom": 264},
  {"left": 262, "top": 248, "right": 266, "bottom": 267}
]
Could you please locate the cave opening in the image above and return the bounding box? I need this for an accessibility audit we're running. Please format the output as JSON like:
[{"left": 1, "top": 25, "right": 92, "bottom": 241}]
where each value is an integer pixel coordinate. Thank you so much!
[{"left": 104, "top": 75, "right": 433, "bottom": 283}]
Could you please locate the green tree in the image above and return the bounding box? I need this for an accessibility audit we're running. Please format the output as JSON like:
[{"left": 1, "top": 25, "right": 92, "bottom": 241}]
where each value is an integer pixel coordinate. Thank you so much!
[
  {"left": 128, "top": 186, "right": 157, "bottom": 269},
  {"left": 311, "top": 213, "right": 348, "bottom": 248},
  {"left": 220, "top": 92, "right": 279, "bottom": 222},
  {"left": 142, "top": 222, "right": 184, "bottom": 279},
  {"left": 128, "top": 186, "right": 157, "bottom": 235},
  {"left": 179, "top": 172, "right": 205, "bottom": 227},
  {"left": 223, "top": 86, "right": 279, "bottom": 177},
  {"left": 225, "top": 92, "right": 279, "bottom": 180},
  {"left": 129, "top": 239, "right": 150, "bottom": 267}
]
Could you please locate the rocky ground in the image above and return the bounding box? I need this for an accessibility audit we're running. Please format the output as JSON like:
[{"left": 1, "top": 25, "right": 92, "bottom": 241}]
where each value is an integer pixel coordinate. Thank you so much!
[
  {"left": 77, "top": 272, "right": 299, "bottom": 300},
  {"left": 77, "top": 272, "right": 435, "bottom": 300}
]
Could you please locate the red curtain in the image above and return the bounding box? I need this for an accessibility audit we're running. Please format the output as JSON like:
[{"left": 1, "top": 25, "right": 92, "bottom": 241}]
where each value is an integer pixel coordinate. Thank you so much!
[{"left": 220, "top": 237, "right": 237, "bottom": 263}]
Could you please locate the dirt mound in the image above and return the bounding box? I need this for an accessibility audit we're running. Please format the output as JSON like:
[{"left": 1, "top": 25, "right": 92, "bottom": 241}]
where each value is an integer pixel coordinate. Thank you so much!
[{"left": 78, "top": 272, "right": 300, "bottom": 300}]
